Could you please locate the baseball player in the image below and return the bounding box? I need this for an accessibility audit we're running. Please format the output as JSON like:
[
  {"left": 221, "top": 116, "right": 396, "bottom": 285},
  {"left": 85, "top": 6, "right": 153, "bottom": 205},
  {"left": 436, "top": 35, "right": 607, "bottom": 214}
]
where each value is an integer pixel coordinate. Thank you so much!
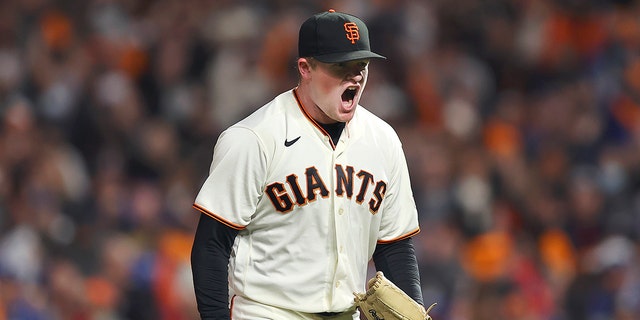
[{"left": 191, "top": 9, "right": 424, "bottom": 319}]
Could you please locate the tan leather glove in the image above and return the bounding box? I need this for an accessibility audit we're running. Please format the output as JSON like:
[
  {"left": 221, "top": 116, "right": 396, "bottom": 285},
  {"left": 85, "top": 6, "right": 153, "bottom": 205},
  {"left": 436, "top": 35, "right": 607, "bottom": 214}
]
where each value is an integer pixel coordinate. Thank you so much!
[{"left": 354, "top": 271, "right": 436, "bottom": 320}]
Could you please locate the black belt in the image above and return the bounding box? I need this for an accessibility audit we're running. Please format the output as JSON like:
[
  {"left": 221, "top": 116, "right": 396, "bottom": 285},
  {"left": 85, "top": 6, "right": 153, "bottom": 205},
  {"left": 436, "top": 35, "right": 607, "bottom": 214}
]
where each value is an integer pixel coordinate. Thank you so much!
[{"left": 315, "top": 311, "right": 343, "bottom": 317}]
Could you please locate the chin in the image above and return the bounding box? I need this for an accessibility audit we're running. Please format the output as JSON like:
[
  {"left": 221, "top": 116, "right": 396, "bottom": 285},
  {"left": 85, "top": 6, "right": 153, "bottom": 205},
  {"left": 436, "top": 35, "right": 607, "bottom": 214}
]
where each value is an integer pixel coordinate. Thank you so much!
[{"left": 338, "top": 112, "right": 356, "bottom": 122}]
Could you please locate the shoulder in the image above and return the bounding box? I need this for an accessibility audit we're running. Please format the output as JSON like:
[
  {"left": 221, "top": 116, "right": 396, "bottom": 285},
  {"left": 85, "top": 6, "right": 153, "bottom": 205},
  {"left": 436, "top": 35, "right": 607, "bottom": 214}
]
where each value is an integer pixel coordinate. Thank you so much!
[
  {"left": 218, "top": 90, "right": 295, "bottom": 150},
  {"left": 233, "top": 90, "right": 295, "bottom": 130},
  {"left": 224, "top": 91, "right": 295, "bottom": 134},
  {"left": 354, "top": 106, "right": 402, "bottom": 145}
]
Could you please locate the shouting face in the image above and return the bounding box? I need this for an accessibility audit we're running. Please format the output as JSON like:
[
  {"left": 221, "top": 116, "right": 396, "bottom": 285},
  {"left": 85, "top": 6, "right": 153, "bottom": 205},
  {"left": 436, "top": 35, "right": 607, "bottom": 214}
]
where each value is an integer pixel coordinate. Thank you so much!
[{"left": 298, "top": 58, "right": 369, "bottom": 124}]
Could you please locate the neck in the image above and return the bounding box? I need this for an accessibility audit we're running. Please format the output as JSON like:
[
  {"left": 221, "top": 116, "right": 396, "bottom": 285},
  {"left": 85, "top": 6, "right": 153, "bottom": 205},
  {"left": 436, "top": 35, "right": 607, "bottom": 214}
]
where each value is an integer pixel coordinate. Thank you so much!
[{"left": 294, "top": 85, "right": 336, "bottom": 124}]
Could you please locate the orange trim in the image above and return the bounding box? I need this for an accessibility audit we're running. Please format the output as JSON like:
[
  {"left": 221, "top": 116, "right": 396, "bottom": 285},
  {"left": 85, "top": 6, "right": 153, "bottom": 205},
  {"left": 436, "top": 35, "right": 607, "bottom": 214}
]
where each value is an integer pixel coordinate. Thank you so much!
[
  {"left": 377, "top": 227, "right": 421, "bottom": 244},
  {"left": 192, "top": 204, "right": 246, "bottom": 230},
  {"left": 230, "top": 295, "right": 236, "bottom": 318},
  {"left": 292, "top": 88, "right": 336, "bottom": 150}
]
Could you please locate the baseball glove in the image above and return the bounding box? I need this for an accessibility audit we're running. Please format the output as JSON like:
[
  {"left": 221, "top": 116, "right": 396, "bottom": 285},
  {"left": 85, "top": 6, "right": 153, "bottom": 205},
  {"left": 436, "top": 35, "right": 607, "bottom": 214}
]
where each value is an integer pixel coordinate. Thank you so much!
[{"left": 354, "top": 271, "right": 436, "bottom": 320}]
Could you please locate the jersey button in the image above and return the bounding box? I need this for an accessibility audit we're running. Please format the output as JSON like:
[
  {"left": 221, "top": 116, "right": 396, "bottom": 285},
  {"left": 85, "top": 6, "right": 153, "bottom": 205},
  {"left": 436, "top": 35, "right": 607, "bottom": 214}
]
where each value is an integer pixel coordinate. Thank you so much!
[
  {"left": 335, "top": 281, "right": 341, "bottom": 288},
  {"left": 338, "top": 208, "right": 344, "bottom": 215}
]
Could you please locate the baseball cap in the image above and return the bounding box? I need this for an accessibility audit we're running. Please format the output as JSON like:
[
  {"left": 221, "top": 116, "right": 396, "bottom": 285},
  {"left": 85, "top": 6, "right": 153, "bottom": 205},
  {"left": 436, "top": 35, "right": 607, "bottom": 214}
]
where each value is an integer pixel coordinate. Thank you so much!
[{"left": 298, "top": 9, "right": 386, "bottom": 63}]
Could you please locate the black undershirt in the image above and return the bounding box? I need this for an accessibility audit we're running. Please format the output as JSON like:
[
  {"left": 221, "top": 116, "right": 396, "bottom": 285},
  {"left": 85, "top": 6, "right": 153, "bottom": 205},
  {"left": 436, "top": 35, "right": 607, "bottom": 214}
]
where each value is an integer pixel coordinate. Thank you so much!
[
  {"left": 191, "top": 214, "right": 238, "bottom": 319},
  {"left": 373, "top": 239, "right": 425, "bottom": 306},
  {"left": 319, "top": 121, "right": 345, "bottom": 146}
]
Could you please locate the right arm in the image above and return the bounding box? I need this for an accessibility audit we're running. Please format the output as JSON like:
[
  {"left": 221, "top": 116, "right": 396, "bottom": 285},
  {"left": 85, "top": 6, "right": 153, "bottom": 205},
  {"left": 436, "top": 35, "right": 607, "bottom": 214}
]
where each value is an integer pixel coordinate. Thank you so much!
[
  {"left": 191, "top": 127, "right": 267, "bottom": 318},
  {"left": 191, "top": 213, "right": 239, "bottom": 319}
]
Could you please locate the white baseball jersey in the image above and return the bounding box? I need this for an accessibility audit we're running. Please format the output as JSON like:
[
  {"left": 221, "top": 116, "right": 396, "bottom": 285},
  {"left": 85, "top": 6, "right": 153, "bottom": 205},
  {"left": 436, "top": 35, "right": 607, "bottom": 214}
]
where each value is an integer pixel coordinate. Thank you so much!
[{"left": 193, "top": 89, "right": 420, "bottom": 313}]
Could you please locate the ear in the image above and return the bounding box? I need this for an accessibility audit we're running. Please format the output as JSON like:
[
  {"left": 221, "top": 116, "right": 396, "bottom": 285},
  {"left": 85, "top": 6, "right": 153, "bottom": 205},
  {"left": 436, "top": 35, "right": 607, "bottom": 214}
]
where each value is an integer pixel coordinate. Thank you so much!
[{"left": 298, "top": 58, "right": 313, "bottom": 80}]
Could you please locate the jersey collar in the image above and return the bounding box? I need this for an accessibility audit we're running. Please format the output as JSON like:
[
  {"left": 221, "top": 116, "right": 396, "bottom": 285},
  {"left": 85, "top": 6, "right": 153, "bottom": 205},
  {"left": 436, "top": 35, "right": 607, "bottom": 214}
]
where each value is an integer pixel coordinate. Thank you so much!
[{"left": 292, "top": 88, "right": 353, "bottom": 150}]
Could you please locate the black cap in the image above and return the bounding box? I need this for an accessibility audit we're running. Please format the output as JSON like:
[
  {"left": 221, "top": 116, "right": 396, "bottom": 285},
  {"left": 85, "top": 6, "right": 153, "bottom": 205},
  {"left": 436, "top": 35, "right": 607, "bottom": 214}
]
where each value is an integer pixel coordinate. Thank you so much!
[{"left": 298, "top": 9, "right": 386, "bottom": 63}]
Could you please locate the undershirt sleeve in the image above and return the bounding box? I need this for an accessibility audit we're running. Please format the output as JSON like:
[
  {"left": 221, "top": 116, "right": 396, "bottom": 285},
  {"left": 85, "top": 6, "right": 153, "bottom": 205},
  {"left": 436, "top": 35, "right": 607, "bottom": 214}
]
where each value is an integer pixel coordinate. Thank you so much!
[
  {"left": 191, "top": 213, "right": 239, "bottom": 319},
  {"left": 372, "top": 237, "right": 424, "bottom": 306}
]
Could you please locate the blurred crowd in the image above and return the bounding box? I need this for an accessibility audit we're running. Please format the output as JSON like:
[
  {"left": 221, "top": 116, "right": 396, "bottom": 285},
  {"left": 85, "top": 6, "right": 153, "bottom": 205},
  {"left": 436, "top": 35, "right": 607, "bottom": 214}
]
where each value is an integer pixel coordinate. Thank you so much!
[{"left": 0, "top": 0, "right": 639, "bottom": 319}]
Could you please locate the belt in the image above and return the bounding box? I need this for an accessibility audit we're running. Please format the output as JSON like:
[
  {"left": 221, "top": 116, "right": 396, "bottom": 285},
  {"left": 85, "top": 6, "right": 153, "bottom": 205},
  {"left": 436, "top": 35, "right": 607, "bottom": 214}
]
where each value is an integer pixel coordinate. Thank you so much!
[
  {"left": 314, "top": 306, "right": 356, "bottom": 318},
  {"left": 315, "top": 311, "right": 342, "bottom": 317}
]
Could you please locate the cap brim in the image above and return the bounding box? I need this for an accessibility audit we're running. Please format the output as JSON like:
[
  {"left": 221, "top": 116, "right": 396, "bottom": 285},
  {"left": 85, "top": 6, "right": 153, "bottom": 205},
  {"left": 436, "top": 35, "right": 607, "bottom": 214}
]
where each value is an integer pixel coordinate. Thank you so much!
[{"left": 313, "top": 50, "right": 386, "bottom": 63}]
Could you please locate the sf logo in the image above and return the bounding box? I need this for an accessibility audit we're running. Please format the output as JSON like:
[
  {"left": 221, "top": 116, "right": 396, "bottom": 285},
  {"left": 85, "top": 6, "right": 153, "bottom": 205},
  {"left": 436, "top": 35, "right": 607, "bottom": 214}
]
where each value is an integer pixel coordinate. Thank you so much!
[{"left": 344, "top": 22, "right": 360, "bottom": 44}]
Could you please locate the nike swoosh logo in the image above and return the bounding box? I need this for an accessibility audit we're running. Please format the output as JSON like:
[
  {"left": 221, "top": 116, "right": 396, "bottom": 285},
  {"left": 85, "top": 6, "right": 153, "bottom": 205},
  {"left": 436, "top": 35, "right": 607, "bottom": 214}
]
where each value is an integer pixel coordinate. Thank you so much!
[{"left": 284, "top": 136, "right": 301, "bottom": 147}]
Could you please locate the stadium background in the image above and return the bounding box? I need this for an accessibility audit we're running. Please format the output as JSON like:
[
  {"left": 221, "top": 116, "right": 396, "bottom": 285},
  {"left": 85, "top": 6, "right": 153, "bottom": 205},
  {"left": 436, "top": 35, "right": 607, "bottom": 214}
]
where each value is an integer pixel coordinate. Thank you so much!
[{"left": 0, "top": 0, "right": 639, "bottom": 319}]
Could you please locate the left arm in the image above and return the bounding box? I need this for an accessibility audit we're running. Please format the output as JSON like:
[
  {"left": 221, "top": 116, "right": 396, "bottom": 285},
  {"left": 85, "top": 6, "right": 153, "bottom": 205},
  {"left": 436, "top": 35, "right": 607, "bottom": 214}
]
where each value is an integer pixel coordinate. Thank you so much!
[
  {"left": 372, "top": 237, "right": 424, "bottom": 306},
  {"left": 372, "top": 126, "right": 423, "bottom": 304}
]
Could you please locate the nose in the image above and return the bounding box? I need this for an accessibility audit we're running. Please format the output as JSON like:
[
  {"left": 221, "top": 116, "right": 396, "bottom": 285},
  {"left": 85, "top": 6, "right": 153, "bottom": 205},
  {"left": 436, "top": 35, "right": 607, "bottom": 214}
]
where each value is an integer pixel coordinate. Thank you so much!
[{"left": 346, "top": 69, "right": 364, "bottom": 82}]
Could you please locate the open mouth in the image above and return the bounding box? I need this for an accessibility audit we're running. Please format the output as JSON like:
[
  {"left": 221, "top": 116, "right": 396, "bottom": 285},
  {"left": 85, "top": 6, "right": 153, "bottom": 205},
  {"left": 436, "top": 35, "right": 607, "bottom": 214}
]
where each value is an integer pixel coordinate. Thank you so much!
[{"left": 341, "top": 87, "right": 358, "bottom": 104}]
